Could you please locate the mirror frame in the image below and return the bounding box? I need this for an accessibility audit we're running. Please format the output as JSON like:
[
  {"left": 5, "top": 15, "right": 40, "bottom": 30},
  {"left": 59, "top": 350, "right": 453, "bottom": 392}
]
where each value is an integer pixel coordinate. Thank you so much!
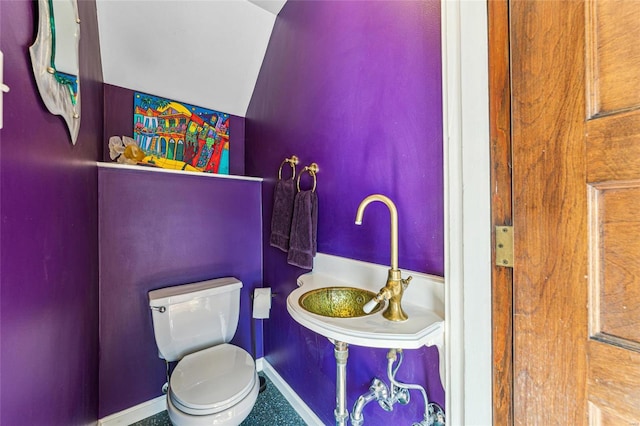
[{"left": 30, "top": 0, "right": 81, "bottom": 144}]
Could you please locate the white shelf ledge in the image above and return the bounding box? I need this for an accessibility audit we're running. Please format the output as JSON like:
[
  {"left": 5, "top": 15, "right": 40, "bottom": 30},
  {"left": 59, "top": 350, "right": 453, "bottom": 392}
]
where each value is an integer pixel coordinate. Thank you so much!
[{"left": 97, "top": 162, "right": 263, "bottom": 182}]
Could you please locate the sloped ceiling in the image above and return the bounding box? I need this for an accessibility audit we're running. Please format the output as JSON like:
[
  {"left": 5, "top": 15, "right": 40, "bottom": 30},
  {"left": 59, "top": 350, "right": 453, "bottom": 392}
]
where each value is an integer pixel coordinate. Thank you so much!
[
  {"left": 248, "top": 0, "right": 287, "bottom": 14},
  {"left": 96, "top": 0, "right": 287, "bottom": 117}
]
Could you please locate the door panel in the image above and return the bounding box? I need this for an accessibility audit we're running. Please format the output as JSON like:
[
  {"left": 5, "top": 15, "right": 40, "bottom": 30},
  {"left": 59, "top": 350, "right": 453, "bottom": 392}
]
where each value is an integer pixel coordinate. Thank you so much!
[
  {"left": 510, "top": 0, "right": 640, "bottom": 423},
  {"left": 589, "top": 182, "right": 640, "bottom": 347},
  {"left": 589, "top": 400, "right": 639, "bottom": 426},
  {"left": 587, "top": 111, "right": 640, "bottom": 182},
  {"left": 588, "top": 341, "right": 640, "bottom": 423},
  {"left": 584, "top": 1, "right": 640, "bottom": 423},
  {"left": 511, "top": 1, "right": 588, "bottom": 423},
  {"left": 586, "top": 0, "right": 640, "bottom": 117}
]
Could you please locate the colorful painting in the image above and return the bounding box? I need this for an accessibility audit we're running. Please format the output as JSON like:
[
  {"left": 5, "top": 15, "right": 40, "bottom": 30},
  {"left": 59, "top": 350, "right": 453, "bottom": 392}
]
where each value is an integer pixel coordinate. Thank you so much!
[{"left": 128, "top": 92, "right": 230, "bottom": 174}]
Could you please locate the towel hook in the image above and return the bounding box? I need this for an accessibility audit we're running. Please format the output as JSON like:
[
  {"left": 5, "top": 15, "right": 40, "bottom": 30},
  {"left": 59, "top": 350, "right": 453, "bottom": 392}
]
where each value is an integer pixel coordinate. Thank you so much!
[
  {"left": 278, "top": 155, "right": 299, "bottom": 180},
  {"left": 297, "top": 163, "right": 319, "bottom": 192}
]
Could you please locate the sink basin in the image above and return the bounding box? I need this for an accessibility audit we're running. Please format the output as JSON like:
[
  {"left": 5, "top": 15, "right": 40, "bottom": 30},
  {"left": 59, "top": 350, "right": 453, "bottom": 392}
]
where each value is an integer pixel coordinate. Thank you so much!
[
  {"left": 286, "top": 254, "right": 445, "bottom": 350},
  {"left": 299, "top": 287, "right": 383, "bottom": 318}
]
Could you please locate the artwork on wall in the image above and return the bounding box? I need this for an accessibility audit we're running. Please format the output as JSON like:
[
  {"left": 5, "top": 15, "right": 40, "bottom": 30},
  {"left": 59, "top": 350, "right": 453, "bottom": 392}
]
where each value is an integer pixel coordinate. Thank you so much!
[{"left": 114, "top": 92, "right": 230, "bottom": 174}]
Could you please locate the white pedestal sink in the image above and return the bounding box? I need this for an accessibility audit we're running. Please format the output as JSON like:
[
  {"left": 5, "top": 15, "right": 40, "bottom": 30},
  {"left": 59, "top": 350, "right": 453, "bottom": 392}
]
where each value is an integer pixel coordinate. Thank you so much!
[
  {"left": 287, "top": 253, "right": 445, "bottom": 350},
  {"left": 287, "top": 253, "right": 445, "bottom": 425}
]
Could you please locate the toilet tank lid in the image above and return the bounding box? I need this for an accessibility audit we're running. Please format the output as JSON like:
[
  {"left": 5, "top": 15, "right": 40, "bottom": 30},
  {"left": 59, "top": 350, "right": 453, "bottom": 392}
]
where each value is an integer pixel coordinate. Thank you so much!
[{"left": 148, "top": 277, "right": 242, "bottom": 307}]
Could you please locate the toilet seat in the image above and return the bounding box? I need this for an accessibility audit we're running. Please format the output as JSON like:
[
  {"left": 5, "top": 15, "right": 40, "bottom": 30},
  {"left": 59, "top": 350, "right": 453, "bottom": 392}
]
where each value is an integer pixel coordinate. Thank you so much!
[{"left": 169, "top": 344, "right": 256, "bottom": 416}]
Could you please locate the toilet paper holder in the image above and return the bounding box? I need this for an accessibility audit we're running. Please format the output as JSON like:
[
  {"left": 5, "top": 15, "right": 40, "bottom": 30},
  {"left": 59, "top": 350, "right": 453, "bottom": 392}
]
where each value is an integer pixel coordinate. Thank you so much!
[
  {"left": 252, "top": 287, "right": 275, "bottom": 319},
  {"left": 250, "top": 290, "right": 277, "bottom": 300}
]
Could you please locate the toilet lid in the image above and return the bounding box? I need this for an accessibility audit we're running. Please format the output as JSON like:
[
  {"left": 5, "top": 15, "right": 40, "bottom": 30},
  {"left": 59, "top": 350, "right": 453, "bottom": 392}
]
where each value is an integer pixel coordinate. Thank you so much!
[{"left": 169, "top": 344, "right": 256, "bottom": 416}]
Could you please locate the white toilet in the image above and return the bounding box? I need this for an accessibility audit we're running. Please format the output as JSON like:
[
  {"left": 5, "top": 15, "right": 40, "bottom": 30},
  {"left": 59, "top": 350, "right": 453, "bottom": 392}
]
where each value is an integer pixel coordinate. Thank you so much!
[{"left": 148, "top": 277, "right": 259, "bottom": 426}]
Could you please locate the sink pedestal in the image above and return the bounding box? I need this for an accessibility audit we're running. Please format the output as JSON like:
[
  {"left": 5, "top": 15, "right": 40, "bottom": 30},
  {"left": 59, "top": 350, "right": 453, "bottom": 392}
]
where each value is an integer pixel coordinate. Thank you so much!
[{"left": 333, "top": 341, "right": 349, "bottom": 426}]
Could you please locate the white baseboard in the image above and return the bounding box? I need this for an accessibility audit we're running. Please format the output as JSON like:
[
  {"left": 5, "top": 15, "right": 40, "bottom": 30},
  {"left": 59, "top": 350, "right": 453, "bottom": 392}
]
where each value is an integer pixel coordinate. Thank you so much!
[
  {"left": 260, "top": 359, "right": 324, "bottom": 426},
  {"left": 97, "top": 394, "right": 166, "bottom": 426}
]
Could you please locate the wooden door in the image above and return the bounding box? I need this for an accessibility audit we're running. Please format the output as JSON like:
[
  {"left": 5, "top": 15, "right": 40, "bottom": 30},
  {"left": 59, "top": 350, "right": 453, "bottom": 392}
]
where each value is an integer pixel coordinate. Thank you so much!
[{"left": 509, "top": 0, "right": 640, "bottom": 423}]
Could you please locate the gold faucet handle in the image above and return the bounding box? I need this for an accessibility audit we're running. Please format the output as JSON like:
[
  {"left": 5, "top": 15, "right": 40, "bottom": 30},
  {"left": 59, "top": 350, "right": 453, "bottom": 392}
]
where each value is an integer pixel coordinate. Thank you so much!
[{"left": 401, "top": 275, "right": 413, "bottom": 289}]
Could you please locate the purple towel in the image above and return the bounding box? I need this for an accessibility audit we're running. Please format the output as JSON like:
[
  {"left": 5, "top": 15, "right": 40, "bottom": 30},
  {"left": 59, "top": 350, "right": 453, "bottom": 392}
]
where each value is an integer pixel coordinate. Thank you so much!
[
  {"left": 270, "top": 179, "right": 296, "bottom": 252},
  {"left": 287, "top": 190, "right": 318, "bottom": 269}
]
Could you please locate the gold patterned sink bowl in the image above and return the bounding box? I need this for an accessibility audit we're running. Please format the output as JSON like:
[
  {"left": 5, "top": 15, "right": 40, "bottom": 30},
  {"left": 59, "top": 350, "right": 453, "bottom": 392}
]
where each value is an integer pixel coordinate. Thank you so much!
[{"left": 298, "top": 287, "right": 384, "bottom": 318}]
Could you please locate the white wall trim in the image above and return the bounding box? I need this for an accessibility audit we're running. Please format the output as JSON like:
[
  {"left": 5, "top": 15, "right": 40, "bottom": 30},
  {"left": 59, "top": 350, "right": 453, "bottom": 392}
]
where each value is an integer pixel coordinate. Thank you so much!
[
  {"left": 459, "top": 1, "right": 492, "bottom": 424},
  {"left": 97, "top": 395, "right": 166, "bottom": 426},
  {"left": 260, "top": 359, "right": 324, "bottom": 426},
  {"left": 442, "top": 0, "right": 492, "bottom": 425},
  {"left": 442, "top": 0, "right": 465, "bottom": 422}
]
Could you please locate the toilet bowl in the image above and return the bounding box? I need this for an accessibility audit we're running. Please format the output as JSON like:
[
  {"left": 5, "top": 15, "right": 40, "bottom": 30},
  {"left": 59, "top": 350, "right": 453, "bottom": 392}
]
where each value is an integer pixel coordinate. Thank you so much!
[
  {"left": 148, "top": 278, "right": 258, "bottom": 426},
  {"left": 166, "top": 344, "right": 259, "bottom": 426}
]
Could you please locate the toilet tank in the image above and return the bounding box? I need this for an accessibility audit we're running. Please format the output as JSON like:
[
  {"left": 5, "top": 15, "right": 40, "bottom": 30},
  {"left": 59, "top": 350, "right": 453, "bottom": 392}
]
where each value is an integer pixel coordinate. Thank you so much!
[{"left": 148, "top": 277, "right": 243, "bottom": 362}]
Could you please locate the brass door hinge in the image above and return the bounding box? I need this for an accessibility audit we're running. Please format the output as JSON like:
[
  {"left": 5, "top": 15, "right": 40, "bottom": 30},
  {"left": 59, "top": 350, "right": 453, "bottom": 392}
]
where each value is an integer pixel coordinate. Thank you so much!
[{"left": 495, "top": 226, "right": 514, "bottom": 268}]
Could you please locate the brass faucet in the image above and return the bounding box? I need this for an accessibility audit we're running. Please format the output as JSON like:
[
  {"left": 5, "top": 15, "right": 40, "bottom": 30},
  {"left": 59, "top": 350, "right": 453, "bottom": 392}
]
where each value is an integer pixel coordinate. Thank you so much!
[{"left": 355, "top": 194, "right": 412, "bottom": 322}]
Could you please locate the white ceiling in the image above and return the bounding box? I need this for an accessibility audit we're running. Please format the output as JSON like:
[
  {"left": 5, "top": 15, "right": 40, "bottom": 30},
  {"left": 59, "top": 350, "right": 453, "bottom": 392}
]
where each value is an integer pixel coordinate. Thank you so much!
[
  {"left": 248, "top": 0, "right": 287, "bottom": 15},
  {"left": 96, "top": 0, "right": 287, "bottom": 117}
]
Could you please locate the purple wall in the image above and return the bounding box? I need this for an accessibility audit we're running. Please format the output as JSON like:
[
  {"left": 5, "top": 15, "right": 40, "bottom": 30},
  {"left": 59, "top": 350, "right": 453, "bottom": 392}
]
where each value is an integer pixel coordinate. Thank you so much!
[
  {"left": 245, "top": 1, "right": 444, "bottom": 424},
  {"left": 98, "top": 167, "right": 262, "bottom": 417},
  {"left": 103, "top": 84, "right": 246, "bottom": 175},
  {"left": 0, "top": 0, "right": 103, "bottom": 424},
  {"left": 1, "top": 0, "right": 443, "bottom": 421},
  {"left": 246, "top": 0, "right": 443, "bottom": 276}
]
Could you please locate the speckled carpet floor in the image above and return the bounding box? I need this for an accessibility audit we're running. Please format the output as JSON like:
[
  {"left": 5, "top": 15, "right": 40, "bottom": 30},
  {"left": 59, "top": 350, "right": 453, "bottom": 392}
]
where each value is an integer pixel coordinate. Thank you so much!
[{"left": 130, "top": 374, "right": 308, "bottom": 426}]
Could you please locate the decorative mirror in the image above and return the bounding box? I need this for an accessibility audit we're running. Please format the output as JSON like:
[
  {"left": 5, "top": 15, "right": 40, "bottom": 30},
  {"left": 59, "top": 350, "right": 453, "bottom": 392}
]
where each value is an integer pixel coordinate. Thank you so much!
[{"left": 30, "top": 0, "right": 81, "bottom": 144}]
